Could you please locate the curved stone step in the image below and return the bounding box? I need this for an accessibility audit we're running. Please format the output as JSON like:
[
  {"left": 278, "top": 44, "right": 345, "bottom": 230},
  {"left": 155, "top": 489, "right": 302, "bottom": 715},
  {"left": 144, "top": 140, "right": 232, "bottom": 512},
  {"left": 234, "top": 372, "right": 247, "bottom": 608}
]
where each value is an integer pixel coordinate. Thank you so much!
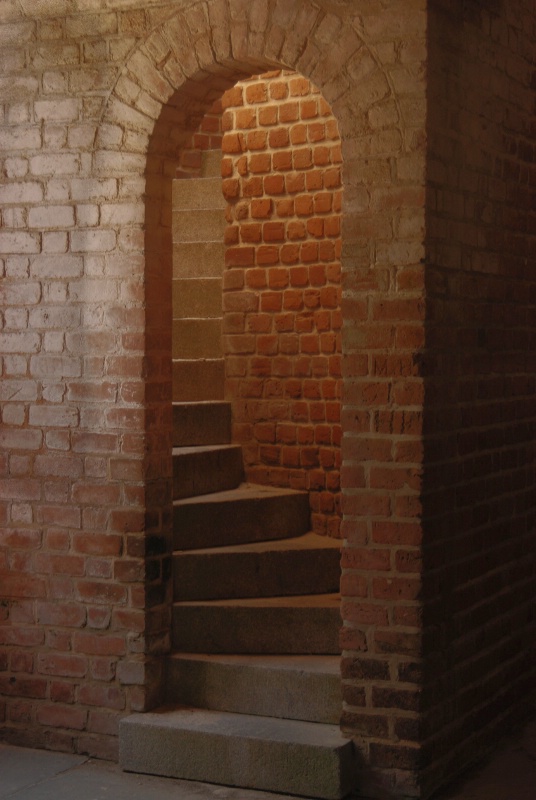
[
  {"left": 173, "top": 531, "right": 341, "bottom": 600},
  {"left": 173, "top": 483, "right": 310, "bottom": 549},
  {"left": 166, "top": 653, "right": 342, "bottom": 724},
  {"left": 173, "top": 444, "right": 243, "bottom": 500},
  {"left": 172, "top": 593, "right": 341, "bottom": 654},
  {"left": 120, "top": 707, "right": 358, "bottom": 800}
]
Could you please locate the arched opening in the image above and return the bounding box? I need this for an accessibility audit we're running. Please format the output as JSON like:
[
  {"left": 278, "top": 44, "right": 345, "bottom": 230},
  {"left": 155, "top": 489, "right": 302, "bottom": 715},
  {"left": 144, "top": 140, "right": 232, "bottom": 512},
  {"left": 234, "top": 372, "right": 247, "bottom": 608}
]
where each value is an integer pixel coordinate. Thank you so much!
[
  {"left": 163, "top": 67, "right": 343, "bottom": 676},
  {"left": 172, "top": 69, "right": 343, "bottom": 538},
  {"left": 111, "top": 5, "right": 426, "bottom": 795},
  {"left": 127, "top": 56, "right": 354, "bottom": 798}
]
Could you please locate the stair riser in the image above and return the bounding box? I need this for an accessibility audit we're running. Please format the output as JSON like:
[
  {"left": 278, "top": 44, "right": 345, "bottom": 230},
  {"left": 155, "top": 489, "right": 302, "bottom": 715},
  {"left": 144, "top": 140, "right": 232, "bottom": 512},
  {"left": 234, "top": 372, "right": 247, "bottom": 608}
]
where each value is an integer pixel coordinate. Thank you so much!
[
  {"left": 173, "top": 548, "right": 340, "bottom": 600},
  {"left": 120, "top": 711, "right": 357, "bottom": 800},
  {"left": 166, "top": 656, "right": 342, "bottom": 724},
  {"left": 173, "top": 402, "right": 231, "bottom": 447},
  {"left": 172, "top": 359, "right": 224, "bottom": 402},
  {"left": 173, "top": 208, "right": 227, "bottom": 243},
  {"left": 172, "top": 242, "right": 225, "bottom": 280},
  {"left": 173, "top": 278, "right": 222, "bottom": 319},
  {"left": 173, "top": 491, "right": 310, "bottom": 549},
  {"left": 173, "top": 446, "right": 243, "bottom": 499},
  {"left": 172, "top": 318, "right": 222, "bottom": 360},
  {"left": 172, "top": 606, "right": 341, "bottom": 654}
]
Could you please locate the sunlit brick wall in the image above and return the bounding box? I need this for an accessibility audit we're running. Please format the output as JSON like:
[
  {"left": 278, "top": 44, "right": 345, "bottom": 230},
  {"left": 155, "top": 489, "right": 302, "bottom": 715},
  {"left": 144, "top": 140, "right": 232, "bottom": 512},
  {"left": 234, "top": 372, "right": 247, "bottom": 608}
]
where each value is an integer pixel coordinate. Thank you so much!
[{"left": 223, "top": 72, "right": 342, "bottom": 536}]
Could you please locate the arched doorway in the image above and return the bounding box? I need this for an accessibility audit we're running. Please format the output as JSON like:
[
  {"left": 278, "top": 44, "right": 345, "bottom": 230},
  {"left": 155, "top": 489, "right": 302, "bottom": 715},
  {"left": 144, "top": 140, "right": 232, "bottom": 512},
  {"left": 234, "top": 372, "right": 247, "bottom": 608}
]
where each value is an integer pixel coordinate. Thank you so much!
[
  {"left": 129, "top": 67, "right": 351, "bottom": 798},
  {"left": 172, "top": 69, "right": 343, "bottom": 536},
  {"left": 97, "top": 2, "right": 425, "bottom": 796}
]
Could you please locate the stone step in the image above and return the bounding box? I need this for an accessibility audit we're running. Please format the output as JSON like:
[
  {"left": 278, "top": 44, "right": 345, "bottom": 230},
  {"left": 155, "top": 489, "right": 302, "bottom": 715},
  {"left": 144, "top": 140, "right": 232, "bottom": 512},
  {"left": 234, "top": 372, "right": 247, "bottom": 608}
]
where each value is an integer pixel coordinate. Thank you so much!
[
  {"left": 172, "top": 593, "right": 341, "bottom": 654},
  {"left": 173, "top": 401, "right": 231, "bottom": 447},
  {"left": 166, "top": 653, "right": 342, "bottom": 724},
  {"left": 173, "top": 532, "right": 341, "bottom": 601},
  {"left": 173, "top": 483, "right": 310, "bottom": 549},
  {"left": 172, "top": 241, "right": 225, "bottom": 279},
  {"left": 173, "top": 444, "right": 243, "bottom": 500},
  {"left": 172, "top": 277, "right": 222, "bottom": 319},
  {"left": 172, "top": 318, "right": 222, "bottom": 360},
  {"left": 172, "top": 176, "right": 225, "bottom": 210},
  {"left": 172, "top": 358, "right": 224, "bottom": 402},
  {"left": 120, "top": 707, "right": 358, "bottom": 799}
]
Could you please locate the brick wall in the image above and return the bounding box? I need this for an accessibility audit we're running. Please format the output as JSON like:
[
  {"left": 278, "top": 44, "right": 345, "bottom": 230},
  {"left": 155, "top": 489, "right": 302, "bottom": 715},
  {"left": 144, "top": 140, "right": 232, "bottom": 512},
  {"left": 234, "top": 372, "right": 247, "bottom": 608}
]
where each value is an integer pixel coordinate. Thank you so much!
[
  {"left": 0, "top": 0, "right": 533, "bottom": 797},
  {"left": 223, "top": 72, "right": 342, "bottom": 536},
  {"left": 420, "top": 1, "right": 536, "bottom": 795},
  {"left": 0, "top": 0, "right": 427, "bottom": 787}
]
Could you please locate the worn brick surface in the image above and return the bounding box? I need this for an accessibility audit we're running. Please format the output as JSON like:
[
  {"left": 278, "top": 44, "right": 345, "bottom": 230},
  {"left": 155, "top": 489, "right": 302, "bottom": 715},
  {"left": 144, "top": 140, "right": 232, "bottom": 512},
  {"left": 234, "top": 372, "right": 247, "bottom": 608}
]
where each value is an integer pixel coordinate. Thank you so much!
[{"left": 187, "top": 71, "right": 344, "bottom": 537}]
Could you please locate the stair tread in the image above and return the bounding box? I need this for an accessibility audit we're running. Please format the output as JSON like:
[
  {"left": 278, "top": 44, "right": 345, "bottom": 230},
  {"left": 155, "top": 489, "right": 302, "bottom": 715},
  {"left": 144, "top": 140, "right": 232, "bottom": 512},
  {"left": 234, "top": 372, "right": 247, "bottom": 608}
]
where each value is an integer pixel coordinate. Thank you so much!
[
  {"left": 174, "top": 531, "right": 341, "bottom": 556},
  {"left": 122, "top": 705, "right": 347, "bottom": 744},
  {"left": 121, "top": 704, "right": 357, "bottom": 798},
  {"left": 173, "top": 443, "right": 241, "bottom": 456},
  {"left": 174, "top": 592, "right": 340, "bottom": 608},
  {"left": 172, "top": 400, "right": 230, "bottom": 408},
  {"left": 168, "top": 652, "right": 341, "bottom": 673},
  {"left": 166, "top": 653, "right": 342, "bottom": 723},
  {"left": 173, "top": 481, "right": 307, "bottom": 506}
]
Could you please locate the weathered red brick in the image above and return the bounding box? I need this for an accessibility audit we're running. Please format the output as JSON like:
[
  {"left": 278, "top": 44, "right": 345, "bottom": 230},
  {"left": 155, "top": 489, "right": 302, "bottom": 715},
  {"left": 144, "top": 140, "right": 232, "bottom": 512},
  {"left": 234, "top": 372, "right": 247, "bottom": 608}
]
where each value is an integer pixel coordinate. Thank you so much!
[{"left": 77, "top": 684, "right": 125, "bottom": 710}]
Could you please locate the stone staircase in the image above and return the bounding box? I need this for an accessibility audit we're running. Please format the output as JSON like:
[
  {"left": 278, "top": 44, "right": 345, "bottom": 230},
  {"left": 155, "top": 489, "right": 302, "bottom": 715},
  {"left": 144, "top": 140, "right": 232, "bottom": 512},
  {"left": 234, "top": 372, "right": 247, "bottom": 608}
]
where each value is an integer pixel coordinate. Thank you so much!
[{"left": 120, "top": 400, "right": 358, "bottom": 798}]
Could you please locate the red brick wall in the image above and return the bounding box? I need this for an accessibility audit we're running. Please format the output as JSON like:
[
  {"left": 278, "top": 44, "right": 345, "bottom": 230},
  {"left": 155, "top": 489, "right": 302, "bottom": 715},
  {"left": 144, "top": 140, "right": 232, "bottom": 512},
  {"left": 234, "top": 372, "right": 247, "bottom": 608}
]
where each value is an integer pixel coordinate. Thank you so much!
[
  {"left": 221, "top": 72, "right": 343, "bottom": 537},
  {"left": 420, "top": 2, "right": 536, "bottom": 795},
  {"left": 2, "top": 2, "right": 533, "bottom": 797},
  {"left": 0, "top": 0, "right": 430, "bottom": 788}
]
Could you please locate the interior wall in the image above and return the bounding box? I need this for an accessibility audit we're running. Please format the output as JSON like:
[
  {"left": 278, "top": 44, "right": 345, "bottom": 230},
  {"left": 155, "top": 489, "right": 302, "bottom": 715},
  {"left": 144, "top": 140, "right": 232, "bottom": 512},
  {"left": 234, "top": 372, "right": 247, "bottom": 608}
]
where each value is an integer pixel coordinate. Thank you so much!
[
  {"left": 0, "top": 2, "right": 431, "bottom": 796},
  {"left": 422, "top": 0, "right": 536, "bottom": 795},
  {"left": 222, "top": 71, "right": 343, "bottom": 536}
]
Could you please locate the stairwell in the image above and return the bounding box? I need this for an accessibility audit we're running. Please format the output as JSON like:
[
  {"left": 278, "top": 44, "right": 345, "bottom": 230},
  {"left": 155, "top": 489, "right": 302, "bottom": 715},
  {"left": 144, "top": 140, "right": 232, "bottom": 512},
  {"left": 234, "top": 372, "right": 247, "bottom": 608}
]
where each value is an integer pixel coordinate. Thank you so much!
[{"left": 119, "top": 153, "right": 358, "bottom": 799}]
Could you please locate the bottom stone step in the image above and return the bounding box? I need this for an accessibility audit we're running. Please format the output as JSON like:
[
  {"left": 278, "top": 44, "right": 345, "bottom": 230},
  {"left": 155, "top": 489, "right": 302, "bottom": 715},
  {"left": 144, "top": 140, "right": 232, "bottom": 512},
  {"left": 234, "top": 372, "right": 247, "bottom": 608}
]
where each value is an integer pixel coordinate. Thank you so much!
[
  {"left": 166, "top": 653, "right": 342, "bottom": 724},
  {"left": 120, "top": 707, "right": 358, "bottom": 800}
]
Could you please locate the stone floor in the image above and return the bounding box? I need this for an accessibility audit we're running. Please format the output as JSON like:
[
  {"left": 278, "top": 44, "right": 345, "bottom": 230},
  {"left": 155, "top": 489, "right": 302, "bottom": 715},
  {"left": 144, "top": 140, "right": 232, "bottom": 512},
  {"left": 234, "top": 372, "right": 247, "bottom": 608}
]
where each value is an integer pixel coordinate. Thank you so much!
[
  {"left": 1, "top": 718, "right": 535, "bottom": 800},
  {"left": 430, "top": 717, "right": 536, "bottom": 800}
]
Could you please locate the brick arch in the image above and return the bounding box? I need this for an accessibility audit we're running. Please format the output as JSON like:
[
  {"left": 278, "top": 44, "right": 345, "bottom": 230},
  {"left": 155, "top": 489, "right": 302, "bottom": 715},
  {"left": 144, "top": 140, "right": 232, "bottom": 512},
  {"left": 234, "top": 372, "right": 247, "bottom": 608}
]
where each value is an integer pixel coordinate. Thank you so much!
[
  {"left": 103, "top": 0, "right": 402, "bottom": 150},
  {"left": 97, "top": 0, "right": 408, "bottom": 529},
  {"left": 96, "top": 0, "right": 425, "bottom": 782}
]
